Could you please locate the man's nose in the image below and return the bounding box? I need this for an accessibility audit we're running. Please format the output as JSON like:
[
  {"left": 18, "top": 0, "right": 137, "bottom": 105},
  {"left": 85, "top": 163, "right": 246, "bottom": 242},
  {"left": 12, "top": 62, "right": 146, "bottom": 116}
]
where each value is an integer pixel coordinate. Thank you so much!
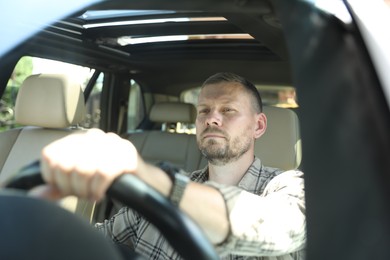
[{"left": 205, "top": 111, "right": 222, "bottom": 126}]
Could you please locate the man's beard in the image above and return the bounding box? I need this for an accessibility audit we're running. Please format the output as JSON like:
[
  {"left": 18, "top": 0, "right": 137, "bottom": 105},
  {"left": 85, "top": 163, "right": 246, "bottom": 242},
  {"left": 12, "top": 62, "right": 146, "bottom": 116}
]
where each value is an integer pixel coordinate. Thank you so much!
[{"left": 198, "top": 127, "right": 252, "bottom": 166}]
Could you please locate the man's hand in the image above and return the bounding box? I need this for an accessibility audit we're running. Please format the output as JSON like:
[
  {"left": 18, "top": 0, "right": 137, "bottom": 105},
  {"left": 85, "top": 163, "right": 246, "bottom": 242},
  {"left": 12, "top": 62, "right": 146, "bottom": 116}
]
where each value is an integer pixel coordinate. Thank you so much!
[{"left": 38, "top": 129, "right": 141, "bottom": 201}]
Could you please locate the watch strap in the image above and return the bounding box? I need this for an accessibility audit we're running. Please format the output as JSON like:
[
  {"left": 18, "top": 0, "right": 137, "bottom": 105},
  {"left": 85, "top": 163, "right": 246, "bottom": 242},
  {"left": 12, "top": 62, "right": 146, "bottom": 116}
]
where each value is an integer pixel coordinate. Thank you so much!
[
  {"left": 169, "top": 173, "right": 190, "bottom": 206},
  {"left": 156, "top": 161, "right": 190, "bottom": 206}
]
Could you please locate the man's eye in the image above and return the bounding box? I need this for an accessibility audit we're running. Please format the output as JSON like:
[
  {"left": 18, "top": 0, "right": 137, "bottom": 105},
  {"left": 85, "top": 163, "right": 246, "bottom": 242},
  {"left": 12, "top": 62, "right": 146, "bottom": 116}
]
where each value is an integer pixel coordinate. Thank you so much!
[
  {"left": 222, "top": 108, "right": 234, "bottom": 113},
  {"left": 198, "top": 109, "right": 209, "bottom": 114}
]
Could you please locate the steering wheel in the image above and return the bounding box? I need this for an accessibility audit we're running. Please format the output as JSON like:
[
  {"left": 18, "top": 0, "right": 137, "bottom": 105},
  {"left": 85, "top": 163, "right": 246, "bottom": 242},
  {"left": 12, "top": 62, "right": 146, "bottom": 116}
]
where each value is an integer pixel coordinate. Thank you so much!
[{"left": 5, "top": 160, "right": 219, "bottom": 260}]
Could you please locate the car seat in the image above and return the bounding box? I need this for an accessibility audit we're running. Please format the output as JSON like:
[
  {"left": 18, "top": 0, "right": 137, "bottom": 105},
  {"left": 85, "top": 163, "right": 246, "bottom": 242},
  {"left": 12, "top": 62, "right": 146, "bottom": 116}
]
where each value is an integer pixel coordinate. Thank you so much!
[
  {"left": 0, "top": 73, "right": 93, "bottom": 218},
  {"left": 259, "top": 106, "right": 302, "bottom": 170},
  {"left": 126, "top": 102, "right": 207, "bottom": 172}
]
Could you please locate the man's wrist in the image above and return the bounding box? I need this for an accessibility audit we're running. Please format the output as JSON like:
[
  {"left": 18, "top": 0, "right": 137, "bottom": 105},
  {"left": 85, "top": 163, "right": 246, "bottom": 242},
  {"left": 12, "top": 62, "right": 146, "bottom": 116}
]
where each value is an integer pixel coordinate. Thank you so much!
[
  {"left": 169, "top": 173, "right": 190, "bottom": 206},
  {"left": 156, "top": 161, "right": 190, "bottom": 206}
]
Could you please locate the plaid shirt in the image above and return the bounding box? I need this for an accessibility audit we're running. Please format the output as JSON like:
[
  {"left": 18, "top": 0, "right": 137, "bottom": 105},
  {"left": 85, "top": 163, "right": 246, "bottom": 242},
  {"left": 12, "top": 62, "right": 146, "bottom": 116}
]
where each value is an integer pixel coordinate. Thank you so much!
[{"left": 95, "top": 157, "right": 306, "bottom": 259}]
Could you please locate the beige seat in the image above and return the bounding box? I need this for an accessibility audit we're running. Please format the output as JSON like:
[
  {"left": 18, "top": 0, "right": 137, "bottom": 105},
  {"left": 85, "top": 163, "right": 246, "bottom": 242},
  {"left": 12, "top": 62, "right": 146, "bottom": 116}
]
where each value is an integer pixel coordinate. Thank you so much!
[
  {"left": 0, "top": 73, "right": 93, "bottom": 219},
  {"left": 259, "top": 106, "right": 301, "bottom": 170},
  {"left": 126, "top": 102, "right": 207, "bottom": 172}
]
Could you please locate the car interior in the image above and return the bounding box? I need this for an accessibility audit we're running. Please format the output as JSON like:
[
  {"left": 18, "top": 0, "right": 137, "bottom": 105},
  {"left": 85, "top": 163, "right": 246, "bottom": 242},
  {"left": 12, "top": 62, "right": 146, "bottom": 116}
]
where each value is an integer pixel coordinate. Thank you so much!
[
  {"left": 0, "top": 72, "right": 302, "bottom": 221},
  {"left": 0, "top": 0, "right": 390, "bottom": 259},
  {"left": 0, "top": 0, "right": 303, "bottom": 222}
]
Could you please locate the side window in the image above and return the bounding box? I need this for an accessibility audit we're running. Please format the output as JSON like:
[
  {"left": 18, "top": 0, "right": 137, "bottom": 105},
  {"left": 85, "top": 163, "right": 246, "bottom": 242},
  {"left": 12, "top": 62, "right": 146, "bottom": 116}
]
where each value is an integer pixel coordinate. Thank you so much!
[
  {"left": 1, "top": 56, "right": 96, "bottom": 132},
  {"left": 83, "top": 73, "right": 104, "bottom": 129},
  {"left": 1, "top": 57, "right": 33, "bottom": 131},
  {"left": 127, "top": 80, "right": 145, "bottom": 131}
]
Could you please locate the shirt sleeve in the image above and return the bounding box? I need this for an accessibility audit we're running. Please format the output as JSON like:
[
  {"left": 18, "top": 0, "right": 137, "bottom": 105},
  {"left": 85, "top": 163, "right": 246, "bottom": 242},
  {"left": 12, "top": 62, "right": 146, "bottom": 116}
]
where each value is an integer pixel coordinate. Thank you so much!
[
  {"left": 95, "top": 206, "right": 141, "bottom": 248},
  {"left": 205, "top": 170, "right": 306, "bottom": 257}
]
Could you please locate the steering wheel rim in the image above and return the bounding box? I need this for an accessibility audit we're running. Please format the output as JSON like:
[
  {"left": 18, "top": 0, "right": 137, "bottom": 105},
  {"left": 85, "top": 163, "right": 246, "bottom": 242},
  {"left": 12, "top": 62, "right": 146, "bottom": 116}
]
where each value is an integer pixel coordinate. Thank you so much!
[{"left": 5, "top": 160, "right": 219, "bottom": 260}]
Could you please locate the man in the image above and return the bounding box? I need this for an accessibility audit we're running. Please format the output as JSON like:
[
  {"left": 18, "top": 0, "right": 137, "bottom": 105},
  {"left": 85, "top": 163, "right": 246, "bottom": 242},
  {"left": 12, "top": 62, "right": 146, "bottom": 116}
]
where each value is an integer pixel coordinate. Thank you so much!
[{"left": 36, "top": 72, "right": 306, "bottom": 259}]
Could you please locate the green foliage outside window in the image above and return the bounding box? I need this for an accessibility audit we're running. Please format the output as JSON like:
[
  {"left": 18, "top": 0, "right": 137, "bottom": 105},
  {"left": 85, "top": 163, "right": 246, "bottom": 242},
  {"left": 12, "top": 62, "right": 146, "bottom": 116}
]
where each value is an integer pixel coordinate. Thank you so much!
[{"left": 1, "top": 57, "right": 33, "bottom": 130}]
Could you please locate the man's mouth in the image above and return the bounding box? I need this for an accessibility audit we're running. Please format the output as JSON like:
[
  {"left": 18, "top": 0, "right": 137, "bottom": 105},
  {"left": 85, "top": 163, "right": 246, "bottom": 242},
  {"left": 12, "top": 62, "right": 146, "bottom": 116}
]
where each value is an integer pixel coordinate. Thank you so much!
[
  {"left": 202, "top": 134, "right": 225, "bottom": 139},
  {"left": 201, "top": 128, "right": 227, "bottom": 140}
]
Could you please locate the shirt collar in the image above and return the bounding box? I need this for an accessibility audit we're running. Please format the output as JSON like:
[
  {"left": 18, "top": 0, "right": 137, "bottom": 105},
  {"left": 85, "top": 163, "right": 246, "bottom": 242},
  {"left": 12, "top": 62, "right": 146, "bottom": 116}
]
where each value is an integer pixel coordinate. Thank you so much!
[
  {"left": 192, "top": 157, "right": 264, "bottom": 192},
  {"left": 236, "top": 157, "right": 263, "bottom": 192}
]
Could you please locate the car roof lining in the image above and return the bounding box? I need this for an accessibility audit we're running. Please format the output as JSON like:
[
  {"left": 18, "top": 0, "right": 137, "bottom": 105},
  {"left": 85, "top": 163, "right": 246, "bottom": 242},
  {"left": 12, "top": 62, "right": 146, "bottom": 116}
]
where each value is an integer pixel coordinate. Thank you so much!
[{"left": 8, "top": 0, "right": 292, "bottom": 94}]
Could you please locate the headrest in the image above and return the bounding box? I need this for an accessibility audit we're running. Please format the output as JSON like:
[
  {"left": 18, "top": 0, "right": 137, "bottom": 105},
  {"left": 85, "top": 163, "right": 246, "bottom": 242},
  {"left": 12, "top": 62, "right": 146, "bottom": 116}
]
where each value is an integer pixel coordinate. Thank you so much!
[
  {"left": 149, "top": 102, "right": 197, "bottom": 124},
  {"left": 15, "top": 74, "right": 86, "bottom": 128},
  {"left": 256, "top": 106, "right": 302, "bottom": 170}
]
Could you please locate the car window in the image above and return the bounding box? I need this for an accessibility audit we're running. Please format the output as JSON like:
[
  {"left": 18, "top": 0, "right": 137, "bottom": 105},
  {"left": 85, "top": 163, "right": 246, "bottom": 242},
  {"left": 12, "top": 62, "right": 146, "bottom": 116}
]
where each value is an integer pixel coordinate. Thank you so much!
[
  {"left": 127, "top": 80, "right": 145, "bottom": 130},
  {"left": 1, "top": 57, "right": 33, "bottom": 131},
  {"left": 83, "top": 72, "right": 104, "bottom": 129},
  {"left": 1, "top": 56, "right": 99, "bottom": 131}
]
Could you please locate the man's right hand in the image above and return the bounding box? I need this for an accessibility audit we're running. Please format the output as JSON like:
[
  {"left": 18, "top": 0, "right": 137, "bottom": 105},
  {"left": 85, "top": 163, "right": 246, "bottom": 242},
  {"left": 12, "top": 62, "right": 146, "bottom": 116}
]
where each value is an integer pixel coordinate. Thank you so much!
[{"left": 38, "top": 128, "right": 141, "bottom": 201}]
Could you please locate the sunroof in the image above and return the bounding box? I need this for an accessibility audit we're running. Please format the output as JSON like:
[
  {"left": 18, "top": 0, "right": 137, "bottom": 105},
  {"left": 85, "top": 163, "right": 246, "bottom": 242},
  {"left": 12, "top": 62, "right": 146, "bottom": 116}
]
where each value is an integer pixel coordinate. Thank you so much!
[
  {"left": 80, "top": 10, "right": 177, "bottom": 20},
  {"left": 80, "top": 10, "right": 255, "bottom": 45},
  {"left": 82, "top": 16, "right": 227, "bottom": 29},
  {"left": 117, "top": 34, "right": 253, "bottom": 45}
]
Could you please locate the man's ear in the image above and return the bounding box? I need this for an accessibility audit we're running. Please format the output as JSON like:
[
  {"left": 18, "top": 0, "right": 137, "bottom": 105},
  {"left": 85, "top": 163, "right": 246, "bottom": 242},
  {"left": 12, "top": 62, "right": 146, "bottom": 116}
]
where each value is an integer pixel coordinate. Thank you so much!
[{"left": 254, "top": 113, "right": 267, "bottom": 139}]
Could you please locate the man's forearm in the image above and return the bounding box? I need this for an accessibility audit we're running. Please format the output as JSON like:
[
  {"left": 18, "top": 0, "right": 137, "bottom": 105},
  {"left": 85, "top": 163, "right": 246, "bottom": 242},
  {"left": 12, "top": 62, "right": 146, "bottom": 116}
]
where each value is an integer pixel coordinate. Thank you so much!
[
  {"left": 136, "top": 165, "right": 229, "bottom": 244},
  {"left": 181, "top": 182, "right": 229, "bottom": 244}
]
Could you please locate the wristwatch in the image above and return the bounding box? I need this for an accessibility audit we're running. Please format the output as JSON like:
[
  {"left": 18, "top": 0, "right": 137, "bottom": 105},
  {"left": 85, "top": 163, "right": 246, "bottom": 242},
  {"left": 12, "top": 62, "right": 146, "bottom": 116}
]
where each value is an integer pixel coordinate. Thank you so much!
[{"left": 157, "top": 161, "right": 190, "bottom": 206}]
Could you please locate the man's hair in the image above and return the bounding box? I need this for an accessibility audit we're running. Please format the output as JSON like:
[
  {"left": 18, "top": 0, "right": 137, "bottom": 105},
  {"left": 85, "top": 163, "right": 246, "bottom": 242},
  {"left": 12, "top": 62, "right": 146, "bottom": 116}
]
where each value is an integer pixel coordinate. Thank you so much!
[{"left": 202, "top": 72, "right": 263, "bottom": 113}]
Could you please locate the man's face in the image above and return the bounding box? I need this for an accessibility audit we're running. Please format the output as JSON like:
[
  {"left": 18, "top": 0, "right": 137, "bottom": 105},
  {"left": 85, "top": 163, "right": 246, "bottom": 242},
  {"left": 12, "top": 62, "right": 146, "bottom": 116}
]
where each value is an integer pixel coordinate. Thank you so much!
[{"left": 196, "top": 82, "right": 263, "bottom": 165}]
